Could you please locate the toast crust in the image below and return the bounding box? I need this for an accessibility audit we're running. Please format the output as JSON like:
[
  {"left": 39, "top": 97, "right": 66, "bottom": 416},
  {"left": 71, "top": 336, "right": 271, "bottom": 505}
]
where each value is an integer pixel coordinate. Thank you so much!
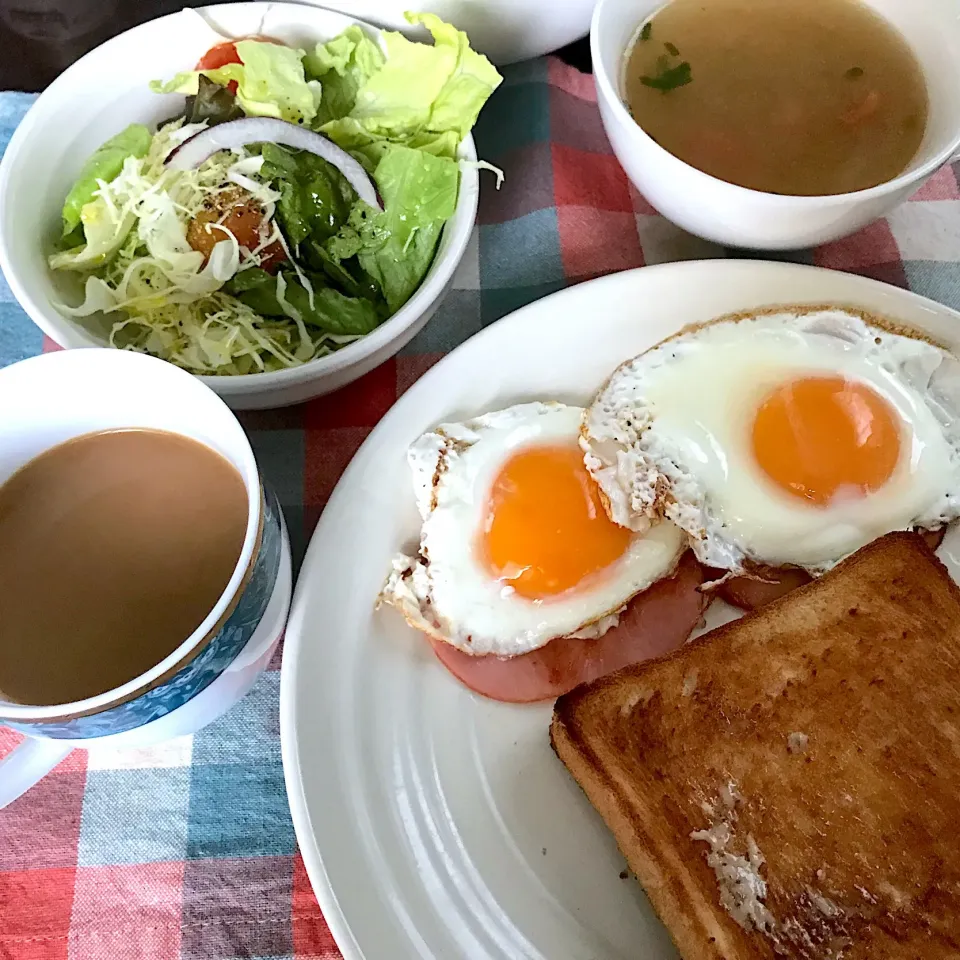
[{"left": 552, "top": 532, "right": 960, "bottom": 959}]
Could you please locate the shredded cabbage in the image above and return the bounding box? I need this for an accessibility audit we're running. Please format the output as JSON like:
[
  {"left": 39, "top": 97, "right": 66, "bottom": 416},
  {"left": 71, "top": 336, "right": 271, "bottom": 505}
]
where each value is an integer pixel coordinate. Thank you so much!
[
  {"left": 49, "top": 123, "right": 345, "bottom": 375},
  {"left": 109, "top": 292, "right": 360, "bottom": 375}
]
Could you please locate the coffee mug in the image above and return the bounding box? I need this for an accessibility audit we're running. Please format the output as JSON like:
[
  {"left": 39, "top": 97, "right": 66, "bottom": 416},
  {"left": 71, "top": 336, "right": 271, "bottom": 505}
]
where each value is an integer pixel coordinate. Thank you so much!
[
  {"left": 0, "top": 349, "right": 291, "bottom": 808},
  {"left": 591, "top": 0, "right": 960, "bottom": 249}
]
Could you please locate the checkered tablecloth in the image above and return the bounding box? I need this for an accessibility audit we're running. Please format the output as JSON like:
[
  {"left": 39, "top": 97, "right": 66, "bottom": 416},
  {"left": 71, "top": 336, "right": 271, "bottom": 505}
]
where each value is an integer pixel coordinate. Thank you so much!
[{"left": 2, "top": 56, "right": 960, "bottom": 960}]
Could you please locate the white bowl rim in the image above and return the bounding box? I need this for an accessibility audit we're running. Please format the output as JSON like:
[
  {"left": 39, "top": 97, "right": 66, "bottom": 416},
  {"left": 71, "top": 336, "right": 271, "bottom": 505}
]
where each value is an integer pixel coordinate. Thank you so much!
[
  {"left": 590, "top": 0, "right": 960, "bottom": 207},
  {"left": 0, "top": 2, "right": 479, "bottom": 391}
]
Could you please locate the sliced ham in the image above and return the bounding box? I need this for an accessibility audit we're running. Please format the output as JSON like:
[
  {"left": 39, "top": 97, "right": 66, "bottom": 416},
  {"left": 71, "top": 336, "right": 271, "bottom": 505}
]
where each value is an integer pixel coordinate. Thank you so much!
[
  {"left": 428, "top": 551, "right": 708, "bottom": 703},
  {"left": 920, "top": 526, "right": 947, "bottom": 552},
  {"left": 717, "top": 566, "right": 812, "bottom": 612},
  {"left": 714, "top": 526, "right": 949, "bottom": 613}
]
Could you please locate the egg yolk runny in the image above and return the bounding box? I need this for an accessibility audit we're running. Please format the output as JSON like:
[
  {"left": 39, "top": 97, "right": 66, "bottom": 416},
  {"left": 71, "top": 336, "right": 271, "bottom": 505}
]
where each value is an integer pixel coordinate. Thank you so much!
[
  {"left": 751, "top": 375, "right": 902, "bottom": 506},
  {"left": 482, "top": 445, "right": 632, "bottom": 599}
]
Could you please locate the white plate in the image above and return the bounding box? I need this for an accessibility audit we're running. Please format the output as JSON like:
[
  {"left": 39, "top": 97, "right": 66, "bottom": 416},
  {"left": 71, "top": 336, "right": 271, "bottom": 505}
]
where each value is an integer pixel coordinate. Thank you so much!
[{"left": 280, "top": 260, "right": 960, "bottom": 960}]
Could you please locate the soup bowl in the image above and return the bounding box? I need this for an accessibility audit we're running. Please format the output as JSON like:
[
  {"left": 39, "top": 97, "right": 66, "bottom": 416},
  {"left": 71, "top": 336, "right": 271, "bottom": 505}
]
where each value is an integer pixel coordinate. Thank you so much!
[
  {"left": 591, "top": 0, "right": 960, "bottom": 249},
  {"left": 0, "top": 349, "right": 291, "bottom": 808}
]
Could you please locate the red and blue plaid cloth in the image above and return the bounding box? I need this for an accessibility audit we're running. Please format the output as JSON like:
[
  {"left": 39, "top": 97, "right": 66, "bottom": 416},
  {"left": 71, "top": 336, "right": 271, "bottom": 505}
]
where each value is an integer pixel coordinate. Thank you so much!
[{"left": 3, "top": 56, "right": 960, "bottom": 959}]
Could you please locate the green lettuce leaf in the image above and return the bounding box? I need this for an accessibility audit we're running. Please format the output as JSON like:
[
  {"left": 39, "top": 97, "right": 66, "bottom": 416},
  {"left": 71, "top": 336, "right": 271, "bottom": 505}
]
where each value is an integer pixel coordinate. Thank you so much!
[
  {"left": 152, "top": 40, "right": 320, "bottom": 125},
  {"left": 320, "top": 117, "right": 459, "bottom": 173},
  {"left": 60, "top": 123, "right": 151, "bottom": 238},
  {"left": 326, "top": 144, "right": 458, "bottom": 312},
  {"left": 306, "top": 242, "right": 381, "bottom": 302},
  {"left": 225, "top": 267, "right": 383, "bottom": 335},
  {"left": 49, "top": 200, "right": 135, "bottom": 271},
  {"left": 179, "top": 75, "right": 244, "bottom": 126},
  {"left": 259, "top": 143, "right": 355, "bottom": 247},
  {"left": 303, "top": 25, "right": 385, "bottom": 127},
  {"left": 335, "top": 12, "right": 501, "bottom": 141}
]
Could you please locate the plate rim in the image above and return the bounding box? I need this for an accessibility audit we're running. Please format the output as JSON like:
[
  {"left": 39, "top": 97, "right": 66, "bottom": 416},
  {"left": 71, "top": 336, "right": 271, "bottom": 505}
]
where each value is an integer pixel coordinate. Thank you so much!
[{"left": 280, "top": 258, "right": 960, "bottom": 959}]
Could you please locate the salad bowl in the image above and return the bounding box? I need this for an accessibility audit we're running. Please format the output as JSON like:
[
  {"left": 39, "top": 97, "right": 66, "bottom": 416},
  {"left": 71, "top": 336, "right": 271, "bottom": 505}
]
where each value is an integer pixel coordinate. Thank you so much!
[{"left": 0, "top": 3, "right": 488, "bottom": 409}]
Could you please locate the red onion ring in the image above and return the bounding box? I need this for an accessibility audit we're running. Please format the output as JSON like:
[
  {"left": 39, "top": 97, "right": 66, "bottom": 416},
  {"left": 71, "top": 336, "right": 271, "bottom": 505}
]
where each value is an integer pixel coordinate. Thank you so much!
[{"left": 166, "top": 117, "right": 381, "bottom": 211}]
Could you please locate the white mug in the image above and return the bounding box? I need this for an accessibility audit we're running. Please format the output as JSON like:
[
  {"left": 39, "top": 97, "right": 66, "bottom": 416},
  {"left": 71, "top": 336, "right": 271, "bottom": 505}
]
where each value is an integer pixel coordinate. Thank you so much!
[
  {"left": 591, "top": 0, "right": 960, "bottom": 250},
  {"left": 0, "top": 349, "right": 291, "bottom": 808}
]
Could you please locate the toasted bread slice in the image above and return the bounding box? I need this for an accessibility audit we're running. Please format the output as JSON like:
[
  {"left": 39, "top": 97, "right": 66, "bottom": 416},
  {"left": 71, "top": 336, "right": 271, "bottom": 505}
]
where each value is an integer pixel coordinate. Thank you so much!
[{"left": 551, "top": 532, "right": 960, "bottom": 959}]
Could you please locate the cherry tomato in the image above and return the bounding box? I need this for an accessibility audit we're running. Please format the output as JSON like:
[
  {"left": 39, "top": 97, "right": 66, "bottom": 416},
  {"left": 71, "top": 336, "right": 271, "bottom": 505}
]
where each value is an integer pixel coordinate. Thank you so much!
[
  {"left": 187, "top": 189, "right": 286, "bottom": 272},
  {"left": 196, "top": 40, "right": 242, "bottom": 71},
  {"left": 195, "top": 37, "right": 284, "bottom": 94},
  {"left": 196, "top": 41, "right": 242, "bottom": 93}
]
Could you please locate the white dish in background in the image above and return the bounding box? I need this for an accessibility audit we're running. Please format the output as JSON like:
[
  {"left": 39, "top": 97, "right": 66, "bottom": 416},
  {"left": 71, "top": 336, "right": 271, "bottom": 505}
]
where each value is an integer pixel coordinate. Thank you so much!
[
  {"left": 591, "top": 0, "right": 960, "bottom": 250},
  {"left": 0, "top": 3, "right": 478, "bottom": 410},
  {"left": 304, "top": 0, "right": 594, "bottom": 65},
  {"left": 280, "top": 260, "right": 960, "bottom": 959}
]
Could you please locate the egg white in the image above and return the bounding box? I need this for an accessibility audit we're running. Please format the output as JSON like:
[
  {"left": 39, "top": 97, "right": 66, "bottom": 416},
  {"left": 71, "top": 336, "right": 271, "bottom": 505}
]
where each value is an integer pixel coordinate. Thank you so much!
[
  {"left": 380, "top": 402, "right": 685, "bottom": 657},
  {"left": 582, "top": 308, "right": 960, "bottom": 573}
]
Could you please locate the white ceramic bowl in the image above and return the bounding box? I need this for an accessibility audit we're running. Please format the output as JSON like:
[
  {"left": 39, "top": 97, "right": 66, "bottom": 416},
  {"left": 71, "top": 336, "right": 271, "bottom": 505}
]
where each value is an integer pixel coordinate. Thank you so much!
[
  {"left": 0, "top": 3, "right": 478, "bottom": 409},
  {"left": 592, "top": 0, "right": 960, "bottom": 250},
  {"left": 304, "top": 0, "right": 595, "bottom": 65}
]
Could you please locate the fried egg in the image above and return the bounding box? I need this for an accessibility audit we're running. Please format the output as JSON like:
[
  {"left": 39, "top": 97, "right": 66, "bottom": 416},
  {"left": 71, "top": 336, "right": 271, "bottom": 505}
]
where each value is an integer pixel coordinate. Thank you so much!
[
  {"left": 380, "top": 402, "right": 685, "bottom": 657},
  {"left": 581, "top": 308, "right": 960, "bottom": 573}
]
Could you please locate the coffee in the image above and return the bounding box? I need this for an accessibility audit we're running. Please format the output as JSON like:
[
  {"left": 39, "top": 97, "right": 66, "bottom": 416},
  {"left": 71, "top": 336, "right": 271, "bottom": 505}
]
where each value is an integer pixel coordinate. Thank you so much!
[{"left": 0, "top": 429, "right": 248, "bottom": 706}]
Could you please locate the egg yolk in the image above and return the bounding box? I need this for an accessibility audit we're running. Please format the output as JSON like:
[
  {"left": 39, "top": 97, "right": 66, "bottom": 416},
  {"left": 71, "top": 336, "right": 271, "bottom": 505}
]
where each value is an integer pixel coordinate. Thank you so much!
[
  {"left": 751, "top": 375, "right": 902, "bottom": 506},
  {"left": 482, "top": 445, "right": 632, "bottom": 599}
]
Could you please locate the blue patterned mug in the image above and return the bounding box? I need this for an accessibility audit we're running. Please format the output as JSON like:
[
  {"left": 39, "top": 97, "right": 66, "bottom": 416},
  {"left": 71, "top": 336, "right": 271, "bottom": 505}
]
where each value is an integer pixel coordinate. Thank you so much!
[{"left": 0, "top": 349, "right": 290, "bottom": 808}]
